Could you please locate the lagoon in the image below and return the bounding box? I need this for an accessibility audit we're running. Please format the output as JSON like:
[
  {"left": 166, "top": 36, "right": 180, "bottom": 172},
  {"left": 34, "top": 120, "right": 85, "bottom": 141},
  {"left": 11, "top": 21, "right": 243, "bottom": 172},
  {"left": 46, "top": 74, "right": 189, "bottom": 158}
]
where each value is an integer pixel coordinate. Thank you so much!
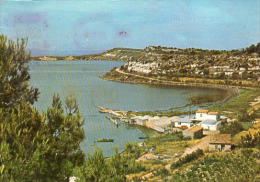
[{"left": 29, "top": 61, "right": 224, "bottom": 156}]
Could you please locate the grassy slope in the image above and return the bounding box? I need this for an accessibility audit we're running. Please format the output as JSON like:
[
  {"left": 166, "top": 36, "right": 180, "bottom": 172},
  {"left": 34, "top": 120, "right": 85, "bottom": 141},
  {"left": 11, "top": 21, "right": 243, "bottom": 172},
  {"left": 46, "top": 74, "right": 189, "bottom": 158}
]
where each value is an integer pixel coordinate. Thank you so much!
[
  {"left": 210, "top": 89, "right": 260, "bottom": 115},
  {"left": 171, "top": 149, "right": 260, "bottom": 182},
  {"left": 210, "top": 89, "right": 260, "bottom": 129}
]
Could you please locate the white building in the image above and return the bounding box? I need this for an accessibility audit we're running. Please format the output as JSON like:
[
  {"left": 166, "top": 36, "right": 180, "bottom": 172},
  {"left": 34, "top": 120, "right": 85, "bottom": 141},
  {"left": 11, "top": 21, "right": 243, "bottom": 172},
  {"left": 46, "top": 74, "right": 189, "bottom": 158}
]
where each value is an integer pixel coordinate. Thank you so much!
[
  {"left": 174, "top": 118, "right": 195, "bottom": 128},
  {"left": 131, "top": 115, "right": 149, "bottom": 126},
  {"left": 195, "top": 110, "right": 209, "bottom": 120},
  {"left": 199, "top": 119, "right": 221, "bottom": 131},
  {"left": 196, "top": 110, "right": 220, "bottom": 121}
]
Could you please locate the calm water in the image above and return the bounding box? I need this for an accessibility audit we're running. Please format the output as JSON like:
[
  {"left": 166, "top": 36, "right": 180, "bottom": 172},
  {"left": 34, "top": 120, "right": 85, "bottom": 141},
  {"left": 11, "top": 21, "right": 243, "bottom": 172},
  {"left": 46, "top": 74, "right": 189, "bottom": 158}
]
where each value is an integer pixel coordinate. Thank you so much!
[{"left": 29, "top": 61, "right": 224, "bottom": 156}]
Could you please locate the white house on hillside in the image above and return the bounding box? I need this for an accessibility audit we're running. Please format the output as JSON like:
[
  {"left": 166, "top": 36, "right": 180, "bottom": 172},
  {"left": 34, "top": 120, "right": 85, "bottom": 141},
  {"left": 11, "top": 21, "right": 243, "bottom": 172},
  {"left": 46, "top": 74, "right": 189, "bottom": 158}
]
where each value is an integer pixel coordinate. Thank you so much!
[
  {"left": 199, "top": 119, "right": 221, "bottom": 131},
  {"left": 195, "top": 110, "right": 221, "bottom": 131},
  {"left": 196, "top": 110, "right": 220, "bottom": 121}
]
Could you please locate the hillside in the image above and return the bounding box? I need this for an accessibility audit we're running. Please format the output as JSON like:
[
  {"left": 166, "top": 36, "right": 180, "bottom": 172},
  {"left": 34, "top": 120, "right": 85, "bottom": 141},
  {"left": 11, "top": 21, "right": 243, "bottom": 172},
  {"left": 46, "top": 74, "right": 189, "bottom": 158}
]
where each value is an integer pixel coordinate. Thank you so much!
[
  {"left": 31, "top": 47, "right": 144, "bottom": 61},
  {"left": 101, "top": 44, "right": 260, "bottom": 88}
]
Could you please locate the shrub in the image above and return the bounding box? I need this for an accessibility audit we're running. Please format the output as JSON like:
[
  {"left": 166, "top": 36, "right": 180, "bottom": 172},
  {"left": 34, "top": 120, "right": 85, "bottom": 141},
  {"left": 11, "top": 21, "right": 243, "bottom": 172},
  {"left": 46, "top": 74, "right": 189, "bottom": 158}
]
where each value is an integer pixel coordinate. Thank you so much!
[
  {"left": 154, "top": 168, "right": 169, "bottom": 177},
  {"left": 219, "top": 122, "right": 244, "bottom": 135},
  {"left": 73, "top": 148, "right": 145, "bottom": 182},
  {"left": 239, "top": 131, "right": 260, "bottom": 149},
  {"left": 171, "top": 149, "right": 204, "bottom": 169}
]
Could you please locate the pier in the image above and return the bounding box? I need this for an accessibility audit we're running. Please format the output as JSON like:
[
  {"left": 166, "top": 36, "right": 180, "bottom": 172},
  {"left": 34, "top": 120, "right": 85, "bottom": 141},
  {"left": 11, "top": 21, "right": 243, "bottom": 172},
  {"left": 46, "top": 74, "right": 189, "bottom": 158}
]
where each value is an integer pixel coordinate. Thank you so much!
[{"left": 106, "top": 116, "right": 119, "bottom": 126}]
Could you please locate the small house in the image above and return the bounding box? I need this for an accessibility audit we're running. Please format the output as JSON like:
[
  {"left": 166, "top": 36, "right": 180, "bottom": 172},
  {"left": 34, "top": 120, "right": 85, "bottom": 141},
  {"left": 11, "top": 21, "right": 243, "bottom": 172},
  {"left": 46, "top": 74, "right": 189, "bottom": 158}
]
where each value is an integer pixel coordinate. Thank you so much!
[
  {"left": 196, "top": 110, "right": 220, "bottom": 121},
  {"left": 207, "top": 112, "right": 220, "bottom": 121},
  {"left": 183, "top": 125, "right": 203, "bottom": 139},
  {"left": 173, "top": 118, "right": 195, "bottom": 128},
  {"left": 195, "top": 110, "right": 209, "bottom": 120},
  {"left": 199, "top": 119, "right": 221, "bottom": 131},
  {"left": 208, "top": 134, "right": 232, "bottom": 151}
]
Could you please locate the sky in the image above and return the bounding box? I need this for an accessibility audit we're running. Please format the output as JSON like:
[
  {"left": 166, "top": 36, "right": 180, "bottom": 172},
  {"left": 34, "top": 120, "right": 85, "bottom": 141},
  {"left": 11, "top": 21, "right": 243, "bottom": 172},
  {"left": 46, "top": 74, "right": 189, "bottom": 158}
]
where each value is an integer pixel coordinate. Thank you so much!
[{"left": 0, "top": 0, "right": 259, "bottom": 56}]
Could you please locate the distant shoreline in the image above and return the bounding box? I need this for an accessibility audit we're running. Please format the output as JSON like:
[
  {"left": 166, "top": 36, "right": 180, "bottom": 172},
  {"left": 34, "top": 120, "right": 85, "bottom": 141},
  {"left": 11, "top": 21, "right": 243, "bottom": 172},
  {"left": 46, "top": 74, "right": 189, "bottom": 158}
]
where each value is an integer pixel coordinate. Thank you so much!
[
  {"left": 100, "top": 67, "right": 240, "bottom": 106},
  {"left": 31, "top": 45, "right": 260, "bottom": 89}
]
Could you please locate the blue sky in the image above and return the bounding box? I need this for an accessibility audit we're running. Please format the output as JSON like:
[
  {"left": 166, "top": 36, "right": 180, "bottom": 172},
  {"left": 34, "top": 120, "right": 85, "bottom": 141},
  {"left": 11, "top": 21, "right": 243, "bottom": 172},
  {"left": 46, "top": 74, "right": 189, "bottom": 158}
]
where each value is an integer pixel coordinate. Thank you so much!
[{"left": 0, "top": 0, "right": 259, "bottom": 56}]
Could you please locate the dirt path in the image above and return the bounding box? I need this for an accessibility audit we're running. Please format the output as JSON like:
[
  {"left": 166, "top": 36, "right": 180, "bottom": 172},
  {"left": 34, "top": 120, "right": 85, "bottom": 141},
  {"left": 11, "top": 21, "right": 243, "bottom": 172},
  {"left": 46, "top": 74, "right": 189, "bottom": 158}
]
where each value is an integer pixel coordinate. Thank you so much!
[
  {"left": 114, "top": 68, "right": 243, "bottom": 92},
  {"left": 115, "top": 67, "right": 176, "bottom": 85}
]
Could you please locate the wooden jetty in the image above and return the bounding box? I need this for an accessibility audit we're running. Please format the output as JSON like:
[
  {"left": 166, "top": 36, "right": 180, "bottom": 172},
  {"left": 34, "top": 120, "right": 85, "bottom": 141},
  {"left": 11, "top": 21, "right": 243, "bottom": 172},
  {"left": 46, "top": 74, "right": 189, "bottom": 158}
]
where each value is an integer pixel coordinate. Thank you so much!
[
  {"left": 97, "top": 106, "right": 127, "bottom": 118},
  {"left": 106, "top": 116, "right": 119, "bottom": 126}
]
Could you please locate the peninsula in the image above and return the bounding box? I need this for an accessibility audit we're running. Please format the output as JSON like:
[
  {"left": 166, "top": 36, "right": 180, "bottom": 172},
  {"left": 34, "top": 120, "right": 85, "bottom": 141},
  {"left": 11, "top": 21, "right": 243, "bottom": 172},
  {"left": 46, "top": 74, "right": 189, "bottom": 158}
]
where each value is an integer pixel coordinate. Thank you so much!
[{"left": 32, "top": 44, "right": 260, "bottom": 88}]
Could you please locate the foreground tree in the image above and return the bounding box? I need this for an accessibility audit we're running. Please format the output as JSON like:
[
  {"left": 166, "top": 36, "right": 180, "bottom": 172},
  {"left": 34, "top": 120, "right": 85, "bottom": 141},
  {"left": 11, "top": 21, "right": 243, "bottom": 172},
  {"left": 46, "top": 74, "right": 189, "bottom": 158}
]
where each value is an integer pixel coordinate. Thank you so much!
[
  {"left": 0, "top": 35, "right": 39, "bottom": 108},
  {"left": 0, "top": 95, "right": 85, "bottom": 182},
  {"left": 0, "top": 35, "right": 84, "bottom": 182},
  {"left": 73, "top": 147, "right": 145, "bottom": 182}
]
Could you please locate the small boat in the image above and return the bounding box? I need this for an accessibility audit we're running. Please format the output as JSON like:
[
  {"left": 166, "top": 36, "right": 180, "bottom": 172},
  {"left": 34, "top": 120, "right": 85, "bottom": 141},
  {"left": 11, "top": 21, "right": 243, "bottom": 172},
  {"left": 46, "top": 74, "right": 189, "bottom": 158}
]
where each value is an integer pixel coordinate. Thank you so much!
[
  {"left": 96, "top": 138, "right": 114, "bottom": 143},
  {"left": 138, "top": 136, "right": 149, "bottom": 139}
]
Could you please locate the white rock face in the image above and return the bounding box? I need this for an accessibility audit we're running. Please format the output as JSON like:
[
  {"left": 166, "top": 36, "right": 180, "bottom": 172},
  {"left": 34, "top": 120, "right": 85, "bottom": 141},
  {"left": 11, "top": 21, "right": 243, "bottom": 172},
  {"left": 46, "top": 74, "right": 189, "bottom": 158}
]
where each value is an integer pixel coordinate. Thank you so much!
[{"left": 104, "top": 53, "right": 116, "bottom": 57}]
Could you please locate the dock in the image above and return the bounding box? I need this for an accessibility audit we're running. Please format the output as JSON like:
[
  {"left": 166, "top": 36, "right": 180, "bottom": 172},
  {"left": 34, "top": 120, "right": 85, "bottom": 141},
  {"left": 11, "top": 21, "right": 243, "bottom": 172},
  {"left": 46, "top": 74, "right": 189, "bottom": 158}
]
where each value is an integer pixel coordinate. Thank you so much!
[
  {"left": 97, "top": 106, "right": 178, "bottom": 133},
  {"left": 98, "top": 106, "right": 127, "bottom": 118},
  {"left": 106, "top": 116, "right": 119, "bottom": 126}
]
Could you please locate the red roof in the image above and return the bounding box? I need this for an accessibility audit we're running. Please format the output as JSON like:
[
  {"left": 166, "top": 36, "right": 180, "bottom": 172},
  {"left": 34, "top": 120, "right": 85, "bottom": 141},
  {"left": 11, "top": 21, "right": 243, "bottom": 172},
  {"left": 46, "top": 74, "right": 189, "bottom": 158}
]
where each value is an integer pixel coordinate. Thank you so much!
[
  {"left": 196, "top": 110, "right": 209, "bottom": 113},
  {"left": 185, "top": 125, "right": 203, "bottom": 133},
  {"left": 208, "top": 112, "right": 219, "bottom": 115}
]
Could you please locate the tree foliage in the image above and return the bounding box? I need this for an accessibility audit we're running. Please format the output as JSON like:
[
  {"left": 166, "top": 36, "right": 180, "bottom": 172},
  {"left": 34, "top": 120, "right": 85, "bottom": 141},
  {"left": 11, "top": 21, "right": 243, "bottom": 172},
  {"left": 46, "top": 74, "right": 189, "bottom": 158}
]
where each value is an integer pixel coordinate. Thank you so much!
[
  {"left": 219, "top": 122, "right": 244, "bottom": 135},
  {"left": 73, "top": 147, "right": 145, "bottom": 182},
  {"left": 0, "top": 96, "right": 84, "bottom": 182},
  {"left": 0, "top": 35, "right": 84, "bottom": 182},
  {"left": 244, "top": 42, "right": 260, "bottom": 54},
  {"left": 239, "top": 132, "right": 260, "bottom": 149},
  {"left": 0, "top": 35, "right": 38, "bottom": 108}
]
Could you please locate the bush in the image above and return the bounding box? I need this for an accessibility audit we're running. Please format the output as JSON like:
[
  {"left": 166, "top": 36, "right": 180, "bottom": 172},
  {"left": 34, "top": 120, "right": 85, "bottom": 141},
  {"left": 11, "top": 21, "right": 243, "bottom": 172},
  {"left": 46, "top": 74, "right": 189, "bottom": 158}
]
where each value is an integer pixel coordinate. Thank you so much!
[
  {"left": 124, "top": 143, "right": 143, "bottom": 159},
  {"left": 154, "top": 168, "right": 169, "bottom": 177},
  {"left": 73, "top": 148, "right": 145, "bottom": 182},
  {"left": 171, "top": 149, "right": 204, "bottom": 169},
  {"left": 239, "top": 132, "right": 260, "bottom": 149},
  {"left": 219, "top": 122, "right": 244, "bottom": 135}
]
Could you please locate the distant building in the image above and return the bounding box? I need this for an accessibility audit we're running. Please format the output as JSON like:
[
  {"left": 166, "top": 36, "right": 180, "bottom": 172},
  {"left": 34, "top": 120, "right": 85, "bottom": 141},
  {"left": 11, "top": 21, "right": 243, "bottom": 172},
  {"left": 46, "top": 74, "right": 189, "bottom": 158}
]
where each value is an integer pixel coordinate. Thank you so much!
[
  {"left": 207, "top": 112, "right": 220, "bottom": 121},
  {"left": 199, "top": 119, "right": 221, "bottom": 131},
  {"left": 208, "top": 134, "right": 232, "bottom": 151},
  {"left": 174, "top": 118, "right": 195, "bottom": 128},
  {"left": 131, "top": 116, "right": 149, "bottom": 126},
  {"left": 183, "top": 125, "right": 203, "bottom": 139},
  {"left": 195, "top": 110, "right": 209, "bottom": 120},
  {"left": 196, "top": 110, "right": 220, "bottom": 121}
]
